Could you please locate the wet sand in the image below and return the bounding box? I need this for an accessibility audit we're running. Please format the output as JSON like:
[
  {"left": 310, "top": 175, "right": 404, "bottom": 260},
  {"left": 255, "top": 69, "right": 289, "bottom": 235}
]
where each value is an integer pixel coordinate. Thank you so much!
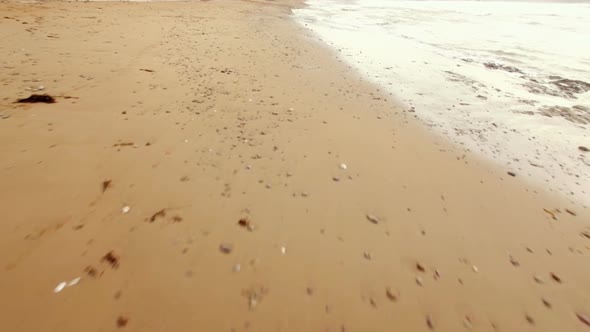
[{"left": 1, "top": 1, "right": 589, "bottom": 331}]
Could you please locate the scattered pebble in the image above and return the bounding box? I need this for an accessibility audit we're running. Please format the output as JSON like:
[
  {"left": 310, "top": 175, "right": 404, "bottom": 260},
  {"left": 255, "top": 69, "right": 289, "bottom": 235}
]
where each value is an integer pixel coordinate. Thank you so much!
[
  {"left": 416, "top": 262, "right": 426, "bottom": 272},
  {"left": 332, "top": 176, "right": 340, "bottom": 182},
  {"left": 249, "top": 297, "right": 257, "bottom": 309},
  {"left": 509, "top": 256, "right": 520, "bottom": 267},
  {"left": 68, "top": 277, "right": 81, "bottom": 287},
  {"left": 433, "top": 269, "right": 441, "bottom": 280},
  {"left": 149, "top": 209, "right": 166, "bottom": 222},
  {"left": 385, "top": 287, "right": 398, "bottom": 301},
  {"left": 238, "top": 218, "right": 255, "bottom": 231},
  {"left": 53, "top": 282, "right": 67, "bottom": 293},
  {"left": 463, "top": 316, "right": 472, "bottom": 329},
  {"left": 426, "top": 314, "right": 434, "bottom": 330},
  {"left": 116, "top": 316, "right": 128, "bottom": 328},
  {"left": 233, "top": 264, "right": 241, "bottom": 273},
  {"left": 280, "top": 246, "right": 286, "bottom": 255},
  {"left": 472, "top": 265, "right": 479, "bottom": 273},
  {"left": 53, "top": 277, "right": 81, "bottom": 294},
  {"left": 416, "top": 276, "right": 423, "bottom": 286},
  {"left": 534, "top": 275, "right": 544, "bottom": 284},
  {"left": 84, "top": 266, "right": 98, "bottom": 277},
  {"left": 366, "top": 214, "right": 380, "bottom": 224},
  {"left": 550, "top": 272, "right": 562, "bottom": 283},
  {"left": 566, "top": 209, "right": 577, "bottom": 216},
  {"left": 102, "top": 251, "right": 120, "bottom": 269},
  {"left": 577, "top": 312, "right": 590, "bottom": 327},
  {"left": 542, "top": 298, "right": 552, "bottom": 308},
  {"left": 363, "top": 251, "right": 372, "bottom": 260},
  {"left": 219, "top": 243, "right": 233, "bottom": 254},
  {"left": 102, "top": 180, "right": 112, "bottom": 193},
  {"left": 306, "top": 287, "right": 314, "bottom": 296},
  {"left": 339, "top": 163, "right": 347, "bottom": 170},
  {"left": 579, "top": 146, "right": 589, "bottom": 152},
  {"left": 121, "top": 206, "right": 131, "bottom": 214},
  {"left": 507, "top": 171, "right": 516, "bottom": 177},
  {"left": 525, "top": 314, "right": 535, "bottom": 325}
]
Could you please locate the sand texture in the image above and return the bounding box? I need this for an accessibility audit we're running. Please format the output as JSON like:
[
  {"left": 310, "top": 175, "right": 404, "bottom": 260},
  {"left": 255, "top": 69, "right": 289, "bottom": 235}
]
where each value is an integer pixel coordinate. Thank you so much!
[{"left": 1, "top": 1, "right": 589, "bottom": 331}]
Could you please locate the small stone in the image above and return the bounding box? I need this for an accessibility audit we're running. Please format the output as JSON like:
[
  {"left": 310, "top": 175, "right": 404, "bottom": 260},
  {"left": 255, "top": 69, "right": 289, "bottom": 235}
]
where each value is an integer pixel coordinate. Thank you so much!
[
  {"left": 116, "top": 316, "right": 128, "bottom": 328},
  {"left": 54, "top": 282, "right": 67, "bottom": 293},
  {"left": 509, "top": 256, "right": 520, "bottom": 267},
  {"left": 68, "top": 277, "right": 81, "bottom": 287},
  {"left": 102, "top": 180, "right": 112, "bottom": 193},
  {"left": 507, "top": 171, "right": 516, "bottom": 177},
  {"left": 525, "top": 314, "right": 535, "bottom": 325},
  {"left": 249, "top": 297, "right": 257, "bottom": 309},
  {"left": 472, "top": 265, "right": 479, "bottom": 273},
  {"left": 306, "top": 287, "right": 314, "bottom": 295},
  {"left": 385, "top": 287, "right": 398, "bottom": 301},
  {"left": 121, "top": 206, "right": 131, "bottom": 214},
  {"left": 565, "top": 209, "right": 577, "bottom": 216},
  {"left": 577, "top": 312, "right": 590, "bottom": 327},
  {"left": 416, "top": 276, "right": 423, "bottom": 286},
  {"left": 433, "top": 269, "right": 441, "bottom": 280},
  {"left": 233, "top": 264, "right": 241, "bottom": 273},
  {"left": 463, "top": 316, "right": 472, "bottom": 329},
  {"left": 219, "top": 243, "right": 233, "bottom": 254},
  {"left": 550, "top": 272, "right": 562, "bottom": 283},
  {"left": 542, "top": 298, "right": 551, "bottom": 308},
  {"left": 339, "top": 163, "right": 347, "bottom": 170},
  {"left": 280, "top": 246, "right": 286, "bottom": 255},
  {"left": 332, "top": 176, "right": 340, "bottom": 182},
  {"left": 416, "top": 263, "right": 426, "bottom": 272},
  {"left": 366, "top": 214, "right": 380, "bottom": 224},
  {"left": 180, "top": 176, "right": 190, "bottom": 182},
  {"left": 363, "top": 252, "right": 372, "bottom": 260},
  {"left": 426, "top": 314, "right": 434, "bottom": 330},
  {"left": 534, "top": 275, "right": 544, "bottom": 283},
  {"left": 579, "top": 146, "right": 589, "bottom": 152}
]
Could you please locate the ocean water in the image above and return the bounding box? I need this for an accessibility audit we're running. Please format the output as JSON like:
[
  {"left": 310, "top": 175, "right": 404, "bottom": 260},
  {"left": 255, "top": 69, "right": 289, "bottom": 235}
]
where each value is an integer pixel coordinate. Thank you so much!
[{"left": 293, "top": 0, "right": 590, "bottom": 204}]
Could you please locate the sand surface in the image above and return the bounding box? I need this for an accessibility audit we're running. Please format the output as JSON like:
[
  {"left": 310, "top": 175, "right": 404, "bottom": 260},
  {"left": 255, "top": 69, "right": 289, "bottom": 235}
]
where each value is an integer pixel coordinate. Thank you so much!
[{"left": 1, "top": 1, "right": 590, "bottom": 331}]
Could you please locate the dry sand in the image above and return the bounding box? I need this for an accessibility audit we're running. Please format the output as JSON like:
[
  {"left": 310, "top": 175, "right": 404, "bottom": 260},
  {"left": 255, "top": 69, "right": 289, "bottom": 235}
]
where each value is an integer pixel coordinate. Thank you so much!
[{"left": 0, "top": 1, "right": 589, "bottom": 331}]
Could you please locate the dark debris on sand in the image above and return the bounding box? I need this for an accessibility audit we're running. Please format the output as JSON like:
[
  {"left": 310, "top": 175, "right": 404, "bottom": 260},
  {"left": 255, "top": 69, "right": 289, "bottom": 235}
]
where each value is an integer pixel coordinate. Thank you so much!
[{"left": 16, "top": 94, "right": 56, "bottom": 103}]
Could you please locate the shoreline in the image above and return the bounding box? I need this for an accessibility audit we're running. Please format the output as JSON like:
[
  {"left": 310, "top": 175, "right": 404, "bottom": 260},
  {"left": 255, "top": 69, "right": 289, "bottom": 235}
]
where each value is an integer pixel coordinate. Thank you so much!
[
  {"left": 1, "top": 1, "right": 590, "bottom": 331},
  {"left": 293, "top": 0, "right": 590, "bottom": 207}
]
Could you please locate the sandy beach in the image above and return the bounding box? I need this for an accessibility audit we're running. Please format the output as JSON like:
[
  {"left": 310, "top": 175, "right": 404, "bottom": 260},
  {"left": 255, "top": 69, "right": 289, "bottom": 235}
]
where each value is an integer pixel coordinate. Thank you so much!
[{"left": 1, "top": 1, "right": 589, "bottom": 331}]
